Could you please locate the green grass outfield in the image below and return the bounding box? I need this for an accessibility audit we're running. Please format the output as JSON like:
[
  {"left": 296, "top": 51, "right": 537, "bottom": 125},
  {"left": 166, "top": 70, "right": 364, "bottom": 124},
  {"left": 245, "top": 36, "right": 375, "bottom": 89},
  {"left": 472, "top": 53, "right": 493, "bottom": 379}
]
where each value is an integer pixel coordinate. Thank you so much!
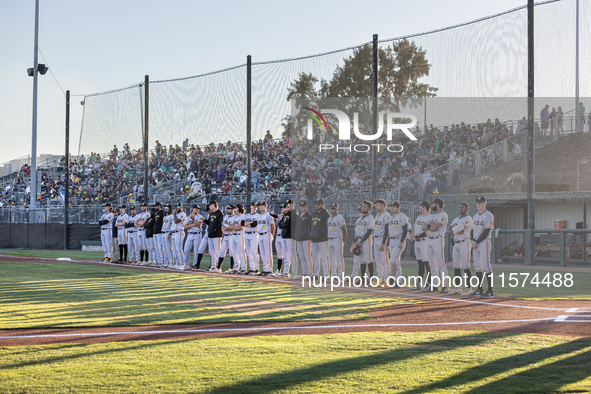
[
  {"left": 1, "top": 332, "right": 590, "bottom": 393},
  {"left": 0, "top": 261, "right": 417, "bottom": 329},
  {"left": 1, "top": 249, "right": 589, "bottom": 299}
]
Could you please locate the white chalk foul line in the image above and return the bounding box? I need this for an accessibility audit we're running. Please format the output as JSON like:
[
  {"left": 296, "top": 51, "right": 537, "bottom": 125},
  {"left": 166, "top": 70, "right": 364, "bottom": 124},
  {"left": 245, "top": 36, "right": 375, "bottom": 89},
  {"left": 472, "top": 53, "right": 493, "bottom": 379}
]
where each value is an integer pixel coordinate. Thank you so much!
[{"left": 0, "top": 318, "right": 558, "bottom": 340}]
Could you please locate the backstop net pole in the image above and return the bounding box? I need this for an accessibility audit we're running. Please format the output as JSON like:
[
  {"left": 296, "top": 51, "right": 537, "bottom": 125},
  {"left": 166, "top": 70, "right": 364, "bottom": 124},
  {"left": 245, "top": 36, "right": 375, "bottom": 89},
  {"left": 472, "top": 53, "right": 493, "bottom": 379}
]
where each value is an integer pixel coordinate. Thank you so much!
[
  {"left": 527, "top": 0, "right": 535, "bottom": 265},
  {"left": 371, "top": 33, "right": 378, "bottom": 201},
  {"left": 144, "top": 75, "right": 150, "bottom": 204},
  {"left": 64, "top": 90, "right": 70, "bottom": 250},
  {"left": 246, "top": 55, "right": 252, "bottom": 204}
]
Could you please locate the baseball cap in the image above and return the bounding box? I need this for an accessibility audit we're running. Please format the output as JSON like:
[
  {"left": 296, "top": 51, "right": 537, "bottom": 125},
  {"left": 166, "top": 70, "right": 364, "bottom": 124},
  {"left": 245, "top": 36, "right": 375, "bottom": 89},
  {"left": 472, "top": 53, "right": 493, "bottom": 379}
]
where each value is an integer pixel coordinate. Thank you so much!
[
  {"left": 104, "top": 203, "right": 111, "bottom": 207},
  {"left": 285, "top": 199, "right": 293, "bottom": 205},
  {"left": 390, "top": 201, "right": 401, "bottom": 207},
  {"left": 226, "top": 204, "right": 235, "bottom": 209},
  {"left": 141, "top": 202, "right": 147, "bottom": 207},
  {"left": 251, "top": 201, "right": 259, "bottom": 206},
  {"left": 431, "top": 198, "right": 444, "bottom": 208},
  {"left": 315, "top": 198, "right": 325, "bottom": 204},
  {"left": 419, "top": 201, "right": 430, "bottom": 210},
  {"left": 130, "top": 205, "right": 136, "bottom": 210},
  {"left": 330, "top": 202, "right": 338, "bottom": 208},
  {"left": 165, "top": 204, "right": 172, "bottom": 210},
  {"left": 175, "top": 203, "right": 182, "bottom": 208},
  {"left": 259, "top": 201, "right": 267, "bottom": 206},
  {"left": 155, "top": 202, "right": 162, "bottom": 207},
  {"left": 192, "top": 204, "right": 200, "bottom": 210},
  {"left": 208, "top": 200, "right": 218, "bottom": 207},
  {"left": 119, "top": 204, "right": 126, "bottom": 209},
  {"left": 299, "top": 201, "right": 308, "bottom": 206},
  {"left": 476, "top": 195, "right": 487, "bottom": 203},
  {"left": 280, "top": 202, "right": 288, "bottom": 208}
]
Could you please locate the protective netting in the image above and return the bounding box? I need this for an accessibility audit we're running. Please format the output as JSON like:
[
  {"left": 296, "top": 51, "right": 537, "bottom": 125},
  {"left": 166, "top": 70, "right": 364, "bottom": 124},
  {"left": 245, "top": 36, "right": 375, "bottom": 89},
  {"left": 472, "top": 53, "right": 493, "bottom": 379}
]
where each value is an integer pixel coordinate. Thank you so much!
[{"left": 78, "top": 0, "right": 590, "bottom": 156}]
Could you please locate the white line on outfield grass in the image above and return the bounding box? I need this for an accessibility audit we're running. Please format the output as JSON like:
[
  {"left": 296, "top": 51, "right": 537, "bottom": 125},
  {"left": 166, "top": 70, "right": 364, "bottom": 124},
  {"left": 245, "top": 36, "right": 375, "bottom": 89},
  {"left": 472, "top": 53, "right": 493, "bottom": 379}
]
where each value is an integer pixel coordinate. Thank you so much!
[
  {"left": 2, "top": 255, "right": 578, "bottom": 312},
  {"left": 0, "top": 318, "right": 563, "bottom": 340}
]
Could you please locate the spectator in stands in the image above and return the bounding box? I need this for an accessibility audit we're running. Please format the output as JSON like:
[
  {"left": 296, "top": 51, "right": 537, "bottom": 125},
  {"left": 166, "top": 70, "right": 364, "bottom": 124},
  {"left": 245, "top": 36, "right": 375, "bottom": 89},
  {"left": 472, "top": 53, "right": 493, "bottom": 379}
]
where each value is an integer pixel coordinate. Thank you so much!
[{"left": 252, "top": 168, "right": 261, "bottom": 191}]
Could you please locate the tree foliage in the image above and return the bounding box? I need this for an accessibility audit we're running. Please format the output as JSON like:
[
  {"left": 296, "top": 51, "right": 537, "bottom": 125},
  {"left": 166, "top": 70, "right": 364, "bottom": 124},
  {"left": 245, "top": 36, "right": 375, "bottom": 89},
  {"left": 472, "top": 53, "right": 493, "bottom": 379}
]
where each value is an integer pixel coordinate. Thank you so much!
[{"left": 283, "top": 39, "right": 435, "bottom": 136}]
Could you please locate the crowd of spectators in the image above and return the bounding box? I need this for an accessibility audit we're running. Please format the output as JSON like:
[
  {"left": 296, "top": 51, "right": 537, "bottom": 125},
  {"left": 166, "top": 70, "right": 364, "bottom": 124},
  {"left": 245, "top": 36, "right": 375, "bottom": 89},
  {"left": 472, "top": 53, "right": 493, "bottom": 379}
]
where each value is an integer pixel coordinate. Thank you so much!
[{"left": 2, "top": 104, "right": 588, "bottom": 208}]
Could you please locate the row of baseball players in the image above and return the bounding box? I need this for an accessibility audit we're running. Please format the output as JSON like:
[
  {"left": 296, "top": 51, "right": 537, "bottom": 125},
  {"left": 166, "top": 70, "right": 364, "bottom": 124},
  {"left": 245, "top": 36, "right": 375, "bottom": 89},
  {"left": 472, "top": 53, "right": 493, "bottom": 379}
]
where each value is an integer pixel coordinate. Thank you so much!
[{"left": 98, "top": 195, "right": 494, "bottom": 297}]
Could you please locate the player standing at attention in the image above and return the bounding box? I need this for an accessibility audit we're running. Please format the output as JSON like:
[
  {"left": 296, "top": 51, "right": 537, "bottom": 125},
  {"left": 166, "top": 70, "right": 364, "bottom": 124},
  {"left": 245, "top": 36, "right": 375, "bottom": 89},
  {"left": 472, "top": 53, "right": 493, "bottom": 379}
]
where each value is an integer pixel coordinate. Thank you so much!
[
  {"left": 171, "top": 203, "right": 186, "bottom": 269},
  {"left": 255, "top": 202, "right": 275, "bottom": 276},
  {"left": 425, "top": 198, "right": 448, "bottom": 293},
  {"left": 115, "top": 205, "right": 128, "bottom": 264},
  {"left": 143, "top": 208, "right": 156, "bottom": 266},
  {"left": 126, "top": 206, "right": 140, "bottom": 264},
  {"left": 111, "top": 209, "right": 120, "bottom": 262},
  {"left": 162, "top": 205, "right": 174, "bottom": 267},
  {"left": 228, "top": 203, "right": 247, "bottom": 274},
  {"left": 470, "top": 195, "right": 495, "bottom": 298},
  {"left": 183, "top": 205, "right": 203, "bottom": 270},
  {"left": 409, "top": 201, "right": 431, "bottom": 290},
  {"left": 446, "top": 202, "right": 473, "bottom": 295},
  {"left": 295, "top": 201, "right": 312, "bottom": 277},
  {"left": 327, "top": 202, "right": 347, "bottom": 278},
  {"left": 153, "top": 202, "right": 164, "bottom": 267},
  {"left": 277, "top": 202, "right": 295, "bottom": 278},
  {"left": 137, "top": 203, "right": 150, "bottom": 263},
  {"left": 204, "top": 200, "right": 224, "bottom": 272},
  {"left": 99, "top": 203, "right": 114, "bottom": 262},
  {"left": 241, "top": 202, "right": 260, "bottom": 274},
  {"left": 194, "top": 206, "right": 210, "bottom": 271},
  {"left": 350, "top": 200, "right": 375, "bottom": 279},
  {"left": 270, "top": 208, "right": 284, "bottom": 277},
  {"left": 373, "top": 199, "right": 391, "bottom": 285},
  {"left": 218, "top": 205, "right": 236, "bottom": 272},
  {"left": 383, "top": 201, "right": 408, "bottom": 287},
  {"left": 310, "top": 198, "right": 330, "bottom": 278}
]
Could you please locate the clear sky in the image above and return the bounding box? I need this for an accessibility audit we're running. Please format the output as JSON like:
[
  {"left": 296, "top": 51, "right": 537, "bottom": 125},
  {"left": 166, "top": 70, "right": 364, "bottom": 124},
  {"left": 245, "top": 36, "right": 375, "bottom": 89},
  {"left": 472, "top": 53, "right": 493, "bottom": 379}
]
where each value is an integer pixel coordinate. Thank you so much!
[{"left": 0, "top": 0, "right": 572, "bottom": 163}]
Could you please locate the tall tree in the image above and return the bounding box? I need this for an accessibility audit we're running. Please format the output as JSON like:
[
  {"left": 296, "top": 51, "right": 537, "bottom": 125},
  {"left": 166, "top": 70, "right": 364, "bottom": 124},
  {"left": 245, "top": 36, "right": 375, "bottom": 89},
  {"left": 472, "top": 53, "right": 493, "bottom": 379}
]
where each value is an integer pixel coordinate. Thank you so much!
[{"left": 283, "top": 39, "right": 434, "bottom": 136}]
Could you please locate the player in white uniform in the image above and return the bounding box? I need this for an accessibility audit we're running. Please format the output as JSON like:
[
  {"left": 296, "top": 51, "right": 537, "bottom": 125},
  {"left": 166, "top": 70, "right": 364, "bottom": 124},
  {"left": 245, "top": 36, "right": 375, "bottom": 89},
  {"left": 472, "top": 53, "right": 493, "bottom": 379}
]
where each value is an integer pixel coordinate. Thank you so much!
[
  {"left": 350, "top": 200, "right": 375, "bottom": 279},
  {"left": 383, "top": 201, "right": 408, "bottom": 287},
  {"left": 171, "top": 203, "right": 186, "bottom": 269},
  {"left": 126, "top": 206, "right": 140, "bottom": 264},
  {"left": 228, "top": 204, "right": 247, "bottom": 274},
  {"left": 271, "top": 211, "right": 284, "bottom": 277},
  {"left": 327, "top": 202, "right": 347, "bottom": 277},
  {"left": 470, "top": 195, "right": 495, "bottom": 298},
  {"left": 446, "top": 202, "right": 473, "bottom": 295},
  {"left": 242, "top": 202, "right": 260, "bottom": 274},
  {"left": 99, "top": 203, "right": 114, "bottom": 262},
  {"left": 183, "top": 205, "right": 203, "bottom": 269},
  {"left": 425, "top": 198, "right": 449, "bottom": 292},
  {"left": 409, "top": 201, "right": 432, "bottom": 290},
  {"left": 193, "top": 206, "right": 209, "bottom": 270},
  {"left": 373, "top": 199, "right": 391, "bottom": 285},
  {"left": 162, "top": 205, "right": 174, "bottom": 267},
  {"left": 115, "top": 205, "right": 128, "bottom": 263},
  {"left": 254, "top": 202, "right": 274, "bottom": 276},
  {"left": 137, "top": 203, "right": 151, "bottom": 262},
  {"left": 218, "top": 205, "right": 236, "bottom": 272}
]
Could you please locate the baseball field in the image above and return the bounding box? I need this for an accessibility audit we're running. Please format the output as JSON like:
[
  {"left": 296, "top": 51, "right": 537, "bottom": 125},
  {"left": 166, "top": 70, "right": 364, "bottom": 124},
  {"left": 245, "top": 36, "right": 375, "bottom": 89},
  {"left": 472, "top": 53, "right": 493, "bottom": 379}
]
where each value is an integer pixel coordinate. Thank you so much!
[{"left": 1, "top": 250, "right": 591, "bottom": 393}]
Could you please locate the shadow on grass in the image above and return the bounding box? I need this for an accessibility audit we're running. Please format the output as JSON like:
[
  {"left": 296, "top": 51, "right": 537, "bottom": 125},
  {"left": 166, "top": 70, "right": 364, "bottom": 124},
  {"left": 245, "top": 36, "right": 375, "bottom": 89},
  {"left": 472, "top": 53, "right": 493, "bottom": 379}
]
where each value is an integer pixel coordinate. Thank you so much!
[
  {"left": 398, "top": 336, "right": 591, "bottom": 394},
  {"left": 202, "top": 332, "right": 507, "bottom": 394},
  {"left": 0, "top": 338, "right": 196, "bottom": 370}
]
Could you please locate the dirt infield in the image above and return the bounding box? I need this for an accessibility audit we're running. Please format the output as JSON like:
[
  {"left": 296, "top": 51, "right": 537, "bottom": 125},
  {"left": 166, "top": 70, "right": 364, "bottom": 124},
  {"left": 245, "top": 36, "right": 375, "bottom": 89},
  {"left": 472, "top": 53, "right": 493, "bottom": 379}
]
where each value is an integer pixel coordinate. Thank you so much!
[{"left": 1, "top": 254, "right": 590, "bottom": 346}]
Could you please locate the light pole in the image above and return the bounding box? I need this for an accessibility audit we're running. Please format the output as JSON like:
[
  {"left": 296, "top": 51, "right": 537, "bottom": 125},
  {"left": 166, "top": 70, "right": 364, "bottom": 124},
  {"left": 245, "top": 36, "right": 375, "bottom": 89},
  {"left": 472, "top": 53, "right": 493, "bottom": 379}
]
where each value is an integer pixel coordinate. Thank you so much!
[
  {"left": 577, "top": 159, "right": 588, "bottom": 192},
  {"left": 27, "top": 0, "right": 48, "bottom": 208}
]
